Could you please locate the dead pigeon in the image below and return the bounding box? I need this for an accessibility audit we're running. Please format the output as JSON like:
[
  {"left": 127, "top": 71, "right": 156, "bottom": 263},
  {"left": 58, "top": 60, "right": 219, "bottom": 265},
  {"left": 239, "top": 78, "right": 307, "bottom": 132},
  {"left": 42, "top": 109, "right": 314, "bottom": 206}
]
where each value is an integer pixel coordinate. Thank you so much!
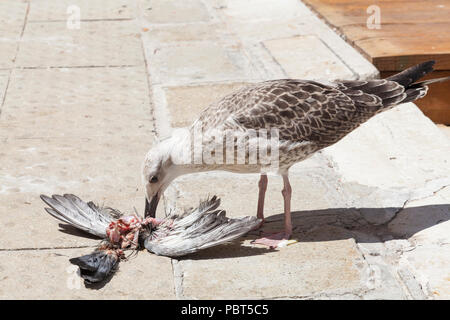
[{"left": 41, "top": 194, "right": 260, "bottom": 284}]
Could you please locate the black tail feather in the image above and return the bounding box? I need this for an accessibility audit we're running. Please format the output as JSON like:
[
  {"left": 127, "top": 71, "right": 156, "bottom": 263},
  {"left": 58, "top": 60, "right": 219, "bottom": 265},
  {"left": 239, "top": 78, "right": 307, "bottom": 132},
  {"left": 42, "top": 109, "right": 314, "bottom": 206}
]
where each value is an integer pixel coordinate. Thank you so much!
[
  {"left": 387, "top": 60, "right": 435, "bottom": 87},
  {"left": 412, "top": 76, "right": 450, "bottom": 87},
  {"left": 402, "top": 87, "right": 429, "bottom": 104},
  {"left": 385, "top": 60, "right": 450, "bottom": 106}
]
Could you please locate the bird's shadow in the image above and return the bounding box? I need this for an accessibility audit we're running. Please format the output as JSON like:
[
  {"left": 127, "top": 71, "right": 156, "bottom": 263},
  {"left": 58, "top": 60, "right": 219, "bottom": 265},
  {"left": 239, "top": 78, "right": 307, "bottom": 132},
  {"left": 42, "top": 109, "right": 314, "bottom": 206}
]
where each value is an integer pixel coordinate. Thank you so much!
[
  {"left": 183, "top": 204, "right": 450, "bottom": 260},
  {"left": 57, "top": 224, "right": 101, "bottom": 240},
  {"left": 54, "top": 204, "right": 450, "bottom": 262}
]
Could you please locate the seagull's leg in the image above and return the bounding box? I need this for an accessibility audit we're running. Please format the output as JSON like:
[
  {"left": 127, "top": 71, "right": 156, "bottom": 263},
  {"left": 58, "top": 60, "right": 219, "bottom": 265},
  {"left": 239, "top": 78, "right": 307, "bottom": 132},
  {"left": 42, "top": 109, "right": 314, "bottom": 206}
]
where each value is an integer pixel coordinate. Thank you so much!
[
  {"left": 256, "top": 174, "right": 268, "bottom": 225},
  {"left": 281, "top": 174, "right": 293, "bottom": 237},
  {"left": 252, "top": 173, "right": 294, "bottom": 248}
]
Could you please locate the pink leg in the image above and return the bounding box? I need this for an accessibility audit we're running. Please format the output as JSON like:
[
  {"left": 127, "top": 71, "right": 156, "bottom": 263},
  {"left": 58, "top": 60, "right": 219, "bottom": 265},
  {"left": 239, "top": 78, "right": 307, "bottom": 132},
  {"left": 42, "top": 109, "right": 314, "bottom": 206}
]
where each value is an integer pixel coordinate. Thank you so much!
[
  {"left": 282, "top": 174, "right": 293, "bottom": 237},
  {"left": 257, "top": 174, "right": 268, "bottom": 224},
  {"left": 252, "top": 173, "right": 293, "bottom": 248}
]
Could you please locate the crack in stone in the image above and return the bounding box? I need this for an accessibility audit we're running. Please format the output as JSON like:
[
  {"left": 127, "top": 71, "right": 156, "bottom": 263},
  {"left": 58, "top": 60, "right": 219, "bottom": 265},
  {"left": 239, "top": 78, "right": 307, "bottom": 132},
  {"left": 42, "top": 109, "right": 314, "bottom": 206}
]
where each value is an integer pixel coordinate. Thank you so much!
[
  {"left": 397, "top": 267, "right": 429, "bottom": 300},
  {"left": 19, "top": 65, "right": 139, "bottom": 70},
  {"left": 0, "top": 245, "right": 96, "bottom": 252},
  {"left": 171, "top": 259, "right": 185, "bottom": 299}
]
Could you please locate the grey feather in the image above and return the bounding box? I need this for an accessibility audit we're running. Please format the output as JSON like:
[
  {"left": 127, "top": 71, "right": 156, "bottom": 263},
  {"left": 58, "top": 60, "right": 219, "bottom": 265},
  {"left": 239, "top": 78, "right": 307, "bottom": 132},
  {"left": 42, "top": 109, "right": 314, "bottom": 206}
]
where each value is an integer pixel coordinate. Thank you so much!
[
  {"left": 414, "top": 76, "right": 450, "bottom": 86},
  {"left": 41, "top": 194, "right": 260, "bottom": 258},
  {"left": 40, "top": 194, "right": 117, "bottom": 238},
  {"left": 145, "top": 196, "right": 261, "bottom": 257}
]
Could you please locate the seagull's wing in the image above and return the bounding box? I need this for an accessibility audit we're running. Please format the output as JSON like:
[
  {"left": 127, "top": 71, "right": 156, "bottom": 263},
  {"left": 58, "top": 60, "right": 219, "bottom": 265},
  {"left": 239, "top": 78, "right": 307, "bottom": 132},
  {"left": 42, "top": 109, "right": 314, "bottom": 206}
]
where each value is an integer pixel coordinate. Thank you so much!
[
  {"left": 194, "top": 80, "right": 367, "bottom": 148},
  {"left": 40, "top": 194, "right": 121, "bottom": 238},
  {"left": 144, "top": 196, "right": 260, "bottom": 257},
  {"left": 196, "top": 62, "right": 437, "bottom": 151},
  {"left": 196, "top": 78, "right": 407, "bottom": 150},
  {"left": 220, "top": 80, "right": 385, "bottom": 148}
]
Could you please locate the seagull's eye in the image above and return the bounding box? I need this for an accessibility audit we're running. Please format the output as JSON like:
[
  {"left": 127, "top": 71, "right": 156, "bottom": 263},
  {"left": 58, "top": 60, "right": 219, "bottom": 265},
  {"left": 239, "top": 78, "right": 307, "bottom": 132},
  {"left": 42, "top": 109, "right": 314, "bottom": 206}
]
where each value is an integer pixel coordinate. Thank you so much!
[{"left": 150, "top": 176, "right": 158, "bottom": 183}]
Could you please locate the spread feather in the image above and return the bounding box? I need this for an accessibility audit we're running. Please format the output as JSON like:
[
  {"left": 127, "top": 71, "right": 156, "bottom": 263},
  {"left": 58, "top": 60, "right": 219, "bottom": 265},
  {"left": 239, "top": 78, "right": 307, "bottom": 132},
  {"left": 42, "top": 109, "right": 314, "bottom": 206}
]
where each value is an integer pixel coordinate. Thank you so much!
[{"left": 145, "top": 196, "right": 261, "bottom": 256}]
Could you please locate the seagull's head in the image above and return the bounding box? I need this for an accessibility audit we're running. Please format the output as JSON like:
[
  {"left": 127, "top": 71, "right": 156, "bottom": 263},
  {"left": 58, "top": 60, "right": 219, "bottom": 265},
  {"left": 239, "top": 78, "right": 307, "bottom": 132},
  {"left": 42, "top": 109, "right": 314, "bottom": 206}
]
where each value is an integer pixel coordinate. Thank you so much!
[
  {"left": 142, "top": 147, "right": 171, "bottom": 218},
  {"left": 142, "top": 129, "right": 191, "bottom": 217}
]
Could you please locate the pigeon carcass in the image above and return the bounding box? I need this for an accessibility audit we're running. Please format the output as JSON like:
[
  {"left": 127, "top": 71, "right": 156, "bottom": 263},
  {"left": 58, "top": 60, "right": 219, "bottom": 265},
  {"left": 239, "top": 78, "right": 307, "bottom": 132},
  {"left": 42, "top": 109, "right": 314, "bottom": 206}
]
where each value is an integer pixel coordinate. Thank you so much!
[
  {"left": 141, "top": 60, "right": 450, "bottom": 248},
  {"left": 41, "top": 194, "right": 260, "bottom": 284}
]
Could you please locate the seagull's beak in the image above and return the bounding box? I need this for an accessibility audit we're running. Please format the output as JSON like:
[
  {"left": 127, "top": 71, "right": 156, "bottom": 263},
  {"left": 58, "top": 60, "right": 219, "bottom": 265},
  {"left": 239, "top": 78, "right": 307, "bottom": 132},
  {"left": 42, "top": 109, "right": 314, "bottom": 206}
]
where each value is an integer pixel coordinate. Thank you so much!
[{"left": 145, "top": 192, "right": 160, "bottom": 218}]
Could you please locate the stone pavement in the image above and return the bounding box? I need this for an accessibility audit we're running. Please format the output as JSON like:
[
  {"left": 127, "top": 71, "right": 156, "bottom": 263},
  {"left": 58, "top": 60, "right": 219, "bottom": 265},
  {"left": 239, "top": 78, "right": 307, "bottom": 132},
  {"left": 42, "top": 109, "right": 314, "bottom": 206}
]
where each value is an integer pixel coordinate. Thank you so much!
[{"left": 0, "top": 0, "right": 448, "bottom": 299}]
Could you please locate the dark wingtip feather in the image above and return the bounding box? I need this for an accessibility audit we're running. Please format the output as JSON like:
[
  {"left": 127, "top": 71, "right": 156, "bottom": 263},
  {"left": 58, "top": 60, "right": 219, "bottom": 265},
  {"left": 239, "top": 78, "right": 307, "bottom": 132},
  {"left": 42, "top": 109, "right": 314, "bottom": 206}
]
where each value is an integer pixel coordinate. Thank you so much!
[
  {"left": 40, "top": 194, "right": 53, "bottom": 205},
  {"left": 199, "top": 195, "right": 221, "bottom": 212}
]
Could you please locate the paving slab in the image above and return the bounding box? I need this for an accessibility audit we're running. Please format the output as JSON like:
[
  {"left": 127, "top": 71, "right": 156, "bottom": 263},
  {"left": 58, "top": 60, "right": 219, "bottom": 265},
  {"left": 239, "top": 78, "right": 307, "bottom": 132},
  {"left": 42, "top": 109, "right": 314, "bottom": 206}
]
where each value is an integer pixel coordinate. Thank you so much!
[
  {"left": 220, "top": 0, "right": 309, "bottom": 22},
  {"left": 0, "top": 248, "right": 175, "bottom": 299},
  {"left": 263, "top": 35, "right": 353, "bottom": 81},
  {"left": 139, "top": 0, "right": 211, "bottom": 24},
  {"left": 164, "top": 82, "right": 249, "bottom": 127},
  {"left": 220, "top": 1, "right": 377, "bottom": 80},
  {"left": 0, "top": 67, "right": 152, "bottom": 138},
  {"left": 178, "top": 228, "right": 367, "bottom": 299},
  {"left": 323, "top": 104, "right": 450, "bottom": 195},
  {"left": 0, "top": 66, "right": 155, "bottom": 250},
  {"left": 438, "top": 124, "right": 450, "bottom": 140},
  {"left": 0, "top": 23, "right": 23, "bottom": 69},
  {"left": 16, "top": 21, "right": 143, "bottom": 68},
  {"left": 148, "top": 42, "right": 259, "bottom": 85},
  {"left": 167, "top": 158, "right": 347, "bottom": 219},
  {"left": 141, "top": 22, "right": 226, "bottom": 43},
  {"left": 399, "top": 245, "right": 450, "bottom": 299},
  {"left": 338, "top": 182, "right": 409, "bottom": 225},
  {"left": 28, "top": 0, "right": 135, "bottom": 21},
  {"left": 387, "top": 186, "right": 450, "bottom": 299},
  {"left": 295, "top": 1, "right": 378, "bottom": 80},
  {"left": 389, "top": 186, "right": 450, "bottom": 244},
  {"left": 0, "top": 71, "right": 9, "bottom": 104},
  {"left": 0, "top": 0, "right": 28, "bottom": 25},
  {"left": 0, "top": 136, "right": 152, "bottom": 249},
  {"left": 228, "top": 18, "right": 310, "bottom": 43}
]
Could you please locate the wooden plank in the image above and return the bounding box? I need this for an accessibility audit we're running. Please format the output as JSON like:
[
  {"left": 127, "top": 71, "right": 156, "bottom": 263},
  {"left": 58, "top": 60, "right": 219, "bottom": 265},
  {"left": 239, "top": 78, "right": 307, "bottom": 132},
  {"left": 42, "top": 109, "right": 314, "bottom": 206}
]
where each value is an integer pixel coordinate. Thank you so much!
[
  {"left": 356, "top": 41, "right": 450, "bottom": 71},
  {"left": 303, "top": 0, "right": 450, "bottom": 123},
  {"left": 305, "top": 0, "right": 450, "bottom": 26},
  {"left": 341, "top": 23, "right": 450, "bottom": 43},
  {"left": 303, "top": 0, "right": 450, "bottom": 70}
]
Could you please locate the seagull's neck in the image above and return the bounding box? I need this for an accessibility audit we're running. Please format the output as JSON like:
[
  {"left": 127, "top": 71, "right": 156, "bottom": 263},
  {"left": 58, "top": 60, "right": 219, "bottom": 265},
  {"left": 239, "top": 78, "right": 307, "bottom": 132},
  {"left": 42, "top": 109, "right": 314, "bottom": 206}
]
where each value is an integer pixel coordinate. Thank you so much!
[{"left": 163, "top": 128, "right": 210, "bottom": 176}]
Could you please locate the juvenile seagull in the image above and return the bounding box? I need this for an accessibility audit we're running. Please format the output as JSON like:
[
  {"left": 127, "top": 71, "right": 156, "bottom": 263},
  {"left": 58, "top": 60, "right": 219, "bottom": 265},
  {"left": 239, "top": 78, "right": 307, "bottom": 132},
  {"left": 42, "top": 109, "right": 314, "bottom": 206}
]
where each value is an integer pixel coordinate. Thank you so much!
[{"left": 143, "top": 60, "right": 450, "bottom": 248}]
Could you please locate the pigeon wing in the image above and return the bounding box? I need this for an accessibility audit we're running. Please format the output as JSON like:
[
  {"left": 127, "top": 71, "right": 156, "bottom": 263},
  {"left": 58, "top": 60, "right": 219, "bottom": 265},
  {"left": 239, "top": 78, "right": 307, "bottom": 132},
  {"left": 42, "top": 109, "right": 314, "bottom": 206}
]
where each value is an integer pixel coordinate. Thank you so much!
[
  {"left": 40, "top": 194, "right": 120, "bottom": 238},
  {"left": 144, "top": 196, "right": 260, "bottom": 257}
]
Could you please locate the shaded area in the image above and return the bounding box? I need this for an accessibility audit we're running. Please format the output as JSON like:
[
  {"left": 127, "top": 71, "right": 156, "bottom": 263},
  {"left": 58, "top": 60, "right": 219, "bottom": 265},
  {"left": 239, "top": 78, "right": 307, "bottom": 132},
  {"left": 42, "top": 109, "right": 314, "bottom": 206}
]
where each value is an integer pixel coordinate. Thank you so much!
[
  {"left": 57, "top": 224, "right": 103, "bottom": 240},
  {"left": 183, "top": 204, "right": 450, "bottom": 260}
]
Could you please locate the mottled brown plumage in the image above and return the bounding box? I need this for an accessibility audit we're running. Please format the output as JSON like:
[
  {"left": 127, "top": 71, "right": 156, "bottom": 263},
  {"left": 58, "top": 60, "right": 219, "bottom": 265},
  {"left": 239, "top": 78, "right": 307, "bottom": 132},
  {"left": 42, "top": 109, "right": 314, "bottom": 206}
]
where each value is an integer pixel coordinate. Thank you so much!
[
  {"left": 193, "top": 61, "right": 435, "bottom": 171},
  {"left": 143, "top": 60, "right": 448, "bottom": 248}
]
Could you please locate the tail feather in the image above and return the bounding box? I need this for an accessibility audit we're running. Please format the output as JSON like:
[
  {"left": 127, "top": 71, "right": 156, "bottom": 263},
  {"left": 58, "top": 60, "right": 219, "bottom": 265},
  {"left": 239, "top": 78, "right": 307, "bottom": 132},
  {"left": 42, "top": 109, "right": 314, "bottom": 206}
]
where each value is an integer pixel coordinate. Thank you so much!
[
  {"left": 411, "top": 76, "right": 450, "bottom": 87},
  {"left": 402, "top": 86, "right": 429, "bottom": 104},
  {"left": 385, "top": 60, "right": 450, "bottom": 106},
  {"left": 387, "top": 60, "right": 435, "bottom": 87}
]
